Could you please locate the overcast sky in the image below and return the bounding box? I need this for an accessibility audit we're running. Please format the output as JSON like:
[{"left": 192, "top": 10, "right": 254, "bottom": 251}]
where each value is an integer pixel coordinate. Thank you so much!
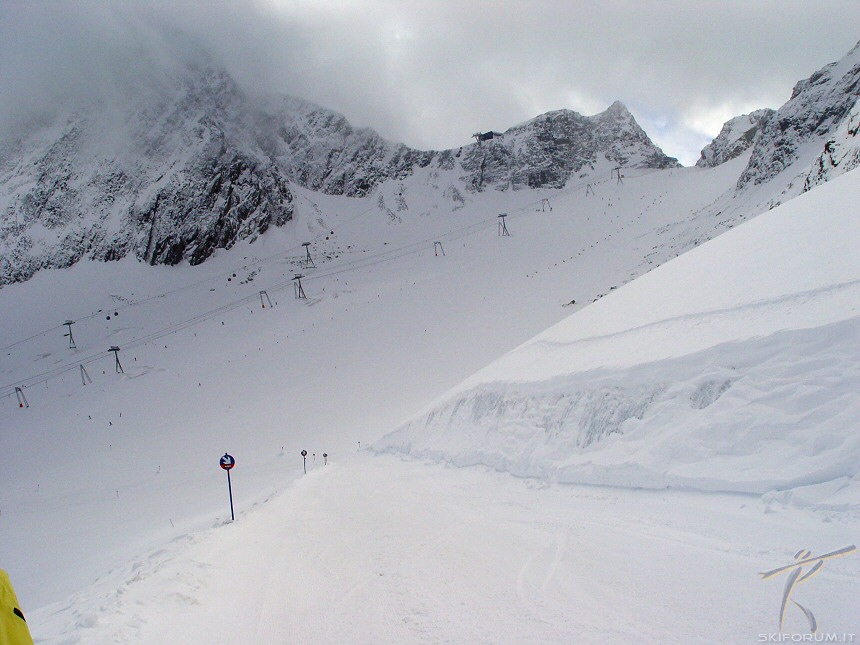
[{"left": 2, "top": 1, "right": 860, "bottom": 165}]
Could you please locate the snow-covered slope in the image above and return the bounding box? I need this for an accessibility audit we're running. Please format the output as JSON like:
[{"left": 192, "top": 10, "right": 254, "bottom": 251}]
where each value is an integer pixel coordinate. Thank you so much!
[
  {"left": 4, "top": 160, "right": 857, "bottom": 645},
  {"left": 0, "top": 153, "right": 744, "bottom": 612},
  {"left": 2, "top": 142, "right": 858, "bottom": 644},
  {"left": 376, "top": 168, "right": 860, "bottom": 506}
]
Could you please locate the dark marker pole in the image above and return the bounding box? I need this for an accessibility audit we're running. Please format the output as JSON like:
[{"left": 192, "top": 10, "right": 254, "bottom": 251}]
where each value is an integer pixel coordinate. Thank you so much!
[
  {"left": 220, "top": 453, "right": 236, "bottom": 521},
  {"left": 227, "top": 469, "right": 234, "bottom": 521},
  {"left": 301, "top": 449, "right": 307, "bottom": 474}
]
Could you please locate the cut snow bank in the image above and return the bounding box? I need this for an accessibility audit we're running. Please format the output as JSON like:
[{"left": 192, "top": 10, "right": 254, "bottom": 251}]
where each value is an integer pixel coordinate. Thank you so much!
[{"left": 375, "top": 169, "right": 860, "bottom": 507}]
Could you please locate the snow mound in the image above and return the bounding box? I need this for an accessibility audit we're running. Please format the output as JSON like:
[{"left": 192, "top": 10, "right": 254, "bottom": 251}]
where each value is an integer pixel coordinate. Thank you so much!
[{"left": 375, "top": 168, "right": 860, "bottom": 508}]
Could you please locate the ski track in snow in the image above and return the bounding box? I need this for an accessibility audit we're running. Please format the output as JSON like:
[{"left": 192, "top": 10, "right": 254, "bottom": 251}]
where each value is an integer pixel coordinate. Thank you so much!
[{"left": 29, "top": 457, "right": 860, "bottom": 643}]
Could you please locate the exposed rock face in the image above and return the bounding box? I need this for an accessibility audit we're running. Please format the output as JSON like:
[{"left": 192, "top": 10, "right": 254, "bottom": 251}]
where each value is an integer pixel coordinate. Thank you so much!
[
  {"left": 459, "top": 101, "right": 679, "bottom": 191},
  {"left": 803, "top": 95, "right": 860, "bottom": 192},
  {"left": 257, "top": 97, "right": 438, "bottom": 198},
  {"left": 695, "top": 109, "right": 774, "bottom": 168},
  {"left": 737, "top": 40, "right": 860, "bottom": 190}
]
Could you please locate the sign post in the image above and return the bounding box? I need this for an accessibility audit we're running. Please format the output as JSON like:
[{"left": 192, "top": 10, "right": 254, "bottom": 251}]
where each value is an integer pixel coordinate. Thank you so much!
[
  {"left": 301, "top": 449, "right": 307, "bottom": 474},
  {"left": 220, "top": 453, "right": 236, "bottom": 521}
]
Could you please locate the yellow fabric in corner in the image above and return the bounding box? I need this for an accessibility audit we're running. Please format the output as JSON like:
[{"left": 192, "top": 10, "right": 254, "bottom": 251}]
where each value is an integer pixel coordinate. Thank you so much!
[{"left": 0, "top": 570, "right": 34, "bottom": 645}]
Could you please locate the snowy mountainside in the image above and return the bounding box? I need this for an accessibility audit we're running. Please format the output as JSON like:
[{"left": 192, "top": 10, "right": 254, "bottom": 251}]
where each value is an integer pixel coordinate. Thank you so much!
[
  {"left": 695, "top": 108, "right": 773, "bottom": 168},
  {"left": 803, "top": 98, "right": 860, "bottom": 191},
  {"left": 3, "top": 38, "right": 860, "bottom": 644},
  {"left": 736, "top": 39, "right": 860, "bottom": 197},
  {"left": 256, "top": 95, "right": 438, "bottom": 198},
  {"left": 375, "top": 168, "right": 860, "bottom": 507},
  {"left": 0, "top": 46, "right": 678, "bottom": 287},
  {"left": 3, "top": 38, "right": 859, "bottom": 290},
  {"left": 0, "top": 60, "right": 294, "bottom": 286},
  {"left": 683, "top": 39, "right": 860, "bottom": 229}
]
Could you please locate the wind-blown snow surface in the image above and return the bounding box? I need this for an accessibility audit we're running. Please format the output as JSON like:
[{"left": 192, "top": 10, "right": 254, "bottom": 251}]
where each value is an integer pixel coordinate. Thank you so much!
[
  {"left": 378, "top": 170, "right": 860, "bottom": 503},
  {"left": 2, "top": 160, "right": 859, "bottom": 642}
]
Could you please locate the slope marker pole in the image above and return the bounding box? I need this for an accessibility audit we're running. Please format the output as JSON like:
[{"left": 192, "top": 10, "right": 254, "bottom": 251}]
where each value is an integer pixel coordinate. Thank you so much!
[{"left": 219, "top": 453, "right": 236, "bottom": 521}]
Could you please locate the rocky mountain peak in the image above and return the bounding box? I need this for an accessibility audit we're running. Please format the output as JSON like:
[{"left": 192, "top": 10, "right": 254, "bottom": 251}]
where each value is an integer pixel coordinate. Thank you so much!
[
  {"left": 696, "top": 108, "right": 774, "bottom": 168},
  {"left": 458, "top": 102, "right": 678, "bottom": 191},
  {"left": 597, "top": 100, "right": 635, "bottom": 122}
]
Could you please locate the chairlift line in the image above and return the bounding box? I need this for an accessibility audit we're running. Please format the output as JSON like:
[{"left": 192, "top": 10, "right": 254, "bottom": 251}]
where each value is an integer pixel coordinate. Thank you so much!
[
  {"left": 3, "top": 168, "right": 608, "bottom": 355},
  {"left": 3, "top": 163, "right": 637, "bottom": 356},
  {"left": 1, "top": 163, "right": 663, "bottom": 398}
]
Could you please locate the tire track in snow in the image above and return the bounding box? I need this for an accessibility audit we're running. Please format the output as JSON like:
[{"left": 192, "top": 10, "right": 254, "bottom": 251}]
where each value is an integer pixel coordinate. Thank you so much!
[{"left": 515, "top": 528, "right": 570, "bottom": 626}]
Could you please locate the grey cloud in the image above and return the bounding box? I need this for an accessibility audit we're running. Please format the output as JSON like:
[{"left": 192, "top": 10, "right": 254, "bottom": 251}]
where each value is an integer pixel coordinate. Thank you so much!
[{"left": 2, "top": 1, "right": 859, "bottom": 164}]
